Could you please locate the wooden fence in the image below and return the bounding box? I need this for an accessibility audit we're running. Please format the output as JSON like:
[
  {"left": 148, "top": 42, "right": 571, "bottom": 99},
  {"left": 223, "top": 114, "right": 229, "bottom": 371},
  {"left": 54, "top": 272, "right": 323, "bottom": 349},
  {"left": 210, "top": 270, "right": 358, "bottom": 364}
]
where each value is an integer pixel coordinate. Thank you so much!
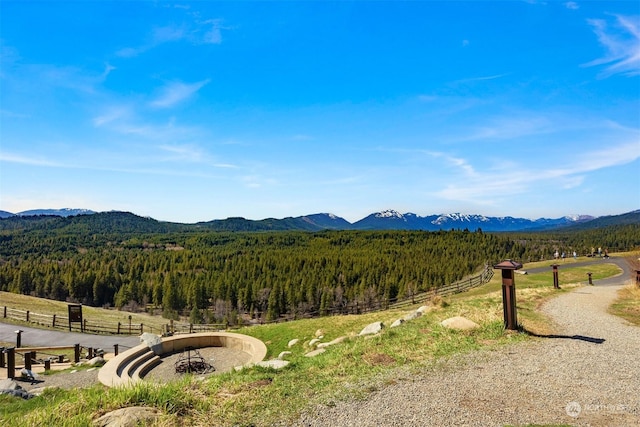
[
  {"left": 1, "top": 306, "right": 145, "bottom": 335},
  {"left": 1, "top": 265, "right": 494, "bottom": 333},
  {"left": 252, "top": 265, "right": 495, "bottom": 322}
]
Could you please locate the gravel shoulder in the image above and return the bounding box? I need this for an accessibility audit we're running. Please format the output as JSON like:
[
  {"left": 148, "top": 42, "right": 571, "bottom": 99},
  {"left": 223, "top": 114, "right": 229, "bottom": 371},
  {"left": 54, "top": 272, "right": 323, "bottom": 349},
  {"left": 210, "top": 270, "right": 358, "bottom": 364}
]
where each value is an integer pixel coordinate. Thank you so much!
[{"left": 296, "top": 282, "right": 640, "bottom": 427}]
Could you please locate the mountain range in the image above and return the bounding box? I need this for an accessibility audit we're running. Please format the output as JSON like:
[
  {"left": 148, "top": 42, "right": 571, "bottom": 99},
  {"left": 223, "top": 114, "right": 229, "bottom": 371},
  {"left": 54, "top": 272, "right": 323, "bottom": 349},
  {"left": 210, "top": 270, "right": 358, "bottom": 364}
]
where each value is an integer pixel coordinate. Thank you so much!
[{"left": 1, "top": 208, "right": 637, "bottom": 233}]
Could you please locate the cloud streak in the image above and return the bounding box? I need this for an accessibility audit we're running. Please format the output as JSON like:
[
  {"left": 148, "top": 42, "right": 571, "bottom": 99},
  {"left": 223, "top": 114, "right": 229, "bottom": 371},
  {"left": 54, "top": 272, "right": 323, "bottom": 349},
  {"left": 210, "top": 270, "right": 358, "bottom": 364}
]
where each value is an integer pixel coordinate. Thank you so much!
[
  {"left": 585, "top": 14, "right": 640, "bottom": 77},
  {"left": 150, "top": 79, "right": 210, "bottom": 108},
  {"left": 431, "top": 138, "right": 639, "bottom": 204}
]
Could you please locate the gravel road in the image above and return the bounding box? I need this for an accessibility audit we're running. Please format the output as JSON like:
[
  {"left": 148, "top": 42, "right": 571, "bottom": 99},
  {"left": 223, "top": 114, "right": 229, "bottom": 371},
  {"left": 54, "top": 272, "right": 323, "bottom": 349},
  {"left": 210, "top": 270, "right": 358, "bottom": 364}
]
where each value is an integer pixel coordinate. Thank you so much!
[{"left": 296, "top": 281, "right": 640, "bottom": 426}]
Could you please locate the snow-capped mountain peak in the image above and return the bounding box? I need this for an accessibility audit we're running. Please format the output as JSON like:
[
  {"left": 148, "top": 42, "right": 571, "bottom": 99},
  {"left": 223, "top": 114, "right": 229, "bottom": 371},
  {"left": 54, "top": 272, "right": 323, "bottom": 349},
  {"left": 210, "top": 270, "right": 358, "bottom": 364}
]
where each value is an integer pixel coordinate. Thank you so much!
[
  {"left": 432, "top": 213, "right": 490, "bottom": 225},
  {"left": 375, "top": 209, "right": 405, "bottom": 219}
]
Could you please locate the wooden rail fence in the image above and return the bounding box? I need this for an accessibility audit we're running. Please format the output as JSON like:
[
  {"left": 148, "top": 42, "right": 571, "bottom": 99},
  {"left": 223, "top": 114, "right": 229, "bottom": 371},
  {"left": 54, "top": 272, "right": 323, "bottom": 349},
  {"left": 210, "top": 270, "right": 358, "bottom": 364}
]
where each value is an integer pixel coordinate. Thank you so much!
[{"left": 1, "top": 265, "right": 494, "bottom": 332}]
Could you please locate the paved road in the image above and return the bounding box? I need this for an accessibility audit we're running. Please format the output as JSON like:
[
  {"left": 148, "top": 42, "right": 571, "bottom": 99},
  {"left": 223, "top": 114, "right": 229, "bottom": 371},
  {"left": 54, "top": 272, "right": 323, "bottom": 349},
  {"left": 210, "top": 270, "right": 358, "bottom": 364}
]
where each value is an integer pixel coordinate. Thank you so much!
[
  {"left": 523, "top": 256, "right": 633, "bottom": 286},
  {"left": 0, "top": 323, "right": 141, "bottom": 350}
]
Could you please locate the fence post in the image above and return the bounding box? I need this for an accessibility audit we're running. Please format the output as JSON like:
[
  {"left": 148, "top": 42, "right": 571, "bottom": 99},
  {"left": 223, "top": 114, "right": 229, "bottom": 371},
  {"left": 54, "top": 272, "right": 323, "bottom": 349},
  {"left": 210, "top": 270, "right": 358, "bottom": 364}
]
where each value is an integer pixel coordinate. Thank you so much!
[
  {"left": 7, "top": 347, "right": 15, "bottom": 379},
  {"left": 26, "top": 310, "right": 29, "bottom": 322},
  {"left": 0, "top": 347, "right": 4, "bottom": 367},
  {"left": 24, "top": 351, "right": 32, "bottom": 370},
  {"left": 74, "top": 344, "right": 80, "bottom": 363},
  {"left": 114, "top": 344, "right": 119, "bottom": 356},
  {"left": 117, "top": 322, "right": 121, "bottom": 334},
  {"left": 44, "top": 359, "right": 51, "bottom": 371},
  {"left": 82, "top": 319, "right": 86, "bottom": 333},
  {"left": 3, "top": 306, "right": 6, "bottom": 318},
  {"left": 52, "top": 314, "right": 56, "bottom": 328}
]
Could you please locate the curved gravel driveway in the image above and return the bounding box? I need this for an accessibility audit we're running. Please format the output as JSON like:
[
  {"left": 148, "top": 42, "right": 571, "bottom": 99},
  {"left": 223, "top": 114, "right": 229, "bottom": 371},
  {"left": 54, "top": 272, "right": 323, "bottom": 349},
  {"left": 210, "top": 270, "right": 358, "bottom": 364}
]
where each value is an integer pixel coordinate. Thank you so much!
[{"left": 297, "top": 266, "right": 640, "bottom": 426}]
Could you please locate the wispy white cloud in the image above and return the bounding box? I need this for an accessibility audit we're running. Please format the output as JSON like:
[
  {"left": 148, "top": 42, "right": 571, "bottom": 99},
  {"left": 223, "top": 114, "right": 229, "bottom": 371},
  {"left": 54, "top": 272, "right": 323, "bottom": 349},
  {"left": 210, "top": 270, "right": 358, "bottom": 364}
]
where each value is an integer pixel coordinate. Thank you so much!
[
  {"left": 431, "top": 138, "right": 639, "bottom": 204},
  {"left": 153, "top": 25, "right": 186, "bottom": 44},
  {"left": 150, "top": 79, "right": 210, "bottom": 108},
  {"left": 92, "top": 106, "right": 131, "bottom": 127},
  {"left": 460, "top": 115, "right": 555, "bottom": 142},
  {"left": 564, "top": 2, "right": 579, "bottom": 10},
  {"left": 115, "top": 15, "right": 229, "bottom": 57},
  {"left": 452, "top": 73, "right": 509, "bottom": 85},
  {"left": 585, "top": 14, "right": 640, "bottom": 77},
  {"left": 0, "top": 110, "right": 30, "bottom": 119},
  {"left": 0, "top": 152, "right": 62, "bottom": 167},
  {"left": 201, "top": 19, "right": 224, "bottom": 44}
]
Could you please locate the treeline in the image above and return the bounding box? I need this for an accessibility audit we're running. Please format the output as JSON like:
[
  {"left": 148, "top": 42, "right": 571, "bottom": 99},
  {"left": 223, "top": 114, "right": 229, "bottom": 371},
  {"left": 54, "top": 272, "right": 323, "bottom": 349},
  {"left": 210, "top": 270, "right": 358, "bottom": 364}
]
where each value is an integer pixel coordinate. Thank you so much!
[{"left": 0, "top": 224, "right": 638, "bottom": 324}]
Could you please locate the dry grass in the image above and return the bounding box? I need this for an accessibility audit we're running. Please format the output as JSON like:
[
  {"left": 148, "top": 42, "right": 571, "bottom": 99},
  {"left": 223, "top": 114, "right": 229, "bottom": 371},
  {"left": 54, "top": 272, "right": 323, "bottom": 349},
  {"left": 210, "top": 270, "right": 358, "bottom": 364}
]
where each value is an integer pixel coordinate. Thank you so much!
[
  {"left": 609, "top": 284, "right": 640, "bottom": 326},
  {"left": 0, "top": 291, "right": 170, "bottom": 334}
]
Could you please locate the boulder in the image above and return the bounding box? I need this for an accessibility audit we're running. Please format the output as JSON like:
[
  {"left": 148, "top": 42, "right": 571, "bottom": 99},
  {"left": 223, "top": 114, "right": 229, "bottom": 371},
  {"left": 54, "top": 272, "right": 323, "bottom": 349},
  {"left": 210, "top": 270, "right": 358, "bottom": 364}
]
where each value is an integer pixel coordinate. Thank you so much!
[
  {"left": 441, "top": 316, "right": 479, "bottom": 331},
  {"left": 256, "top": 359, "right": 289, "bottom": 370},
  {"left": 314, "top": 329, "right": 325, "bottom": 337},
  {"left": 308, "top": 338, "right": 321, "bottom": 347},
  {"left": 317, "top": 336, "right": 348, "bottom": 348},
  {"left": 139, "top": 333, "right": 163, "bottom": 355},
  {"left": 0, "top": 379, "right": 21, "bottom": 390},
  {"left": 390, "top": 318, "right": 404, "bottom": 328},
  {"left": 0, "top": 388, "right": 33, "bottom": 399},
  {"left": 93, "top": 406, "right": 161, "bottom": 427},
  {"left": 417, "top": 305, "right": 433, "bottom": 314},
  {"left": 277, "top": 351, "right": 292, "bottom": 360},
  {"left": 305, "top": 348, "right": 326, "bottom": 358},
  {"left": 359, "top": 321, "right": 384, "bottom": 336},
  {"left": 403, "top": 311, "right": 421, "bottom": 321},
  {"left": 287, "top": 338, "right": 299, "bottom": 348},
  {"left": 88, "top": 356, "right": 105, "bottom": 367}
]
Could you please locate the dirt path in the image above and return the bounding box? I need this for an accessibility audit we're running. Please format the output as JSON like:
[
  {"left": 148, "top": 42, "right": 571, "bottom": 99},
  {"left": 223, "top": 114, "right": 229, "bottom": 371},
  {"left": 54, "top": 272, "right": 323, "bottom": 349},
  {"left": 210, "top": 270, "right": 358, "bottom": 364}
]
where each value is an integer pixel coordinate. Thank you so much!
[{"left": 297, "top": 280, "right": 640, "bottom": 426}]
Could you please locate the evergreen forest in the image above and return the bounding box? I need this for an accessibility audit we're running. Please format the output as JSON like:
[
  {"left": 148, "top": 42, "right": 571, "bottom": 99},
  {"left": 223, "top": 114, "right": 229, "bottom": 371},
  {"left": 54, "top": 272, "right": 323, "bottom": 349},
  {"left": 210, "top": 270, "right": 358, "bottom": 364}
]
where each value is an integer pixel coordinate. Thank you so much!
[{"left": 1, "top": 212, "right": 638, "bottom": 324}]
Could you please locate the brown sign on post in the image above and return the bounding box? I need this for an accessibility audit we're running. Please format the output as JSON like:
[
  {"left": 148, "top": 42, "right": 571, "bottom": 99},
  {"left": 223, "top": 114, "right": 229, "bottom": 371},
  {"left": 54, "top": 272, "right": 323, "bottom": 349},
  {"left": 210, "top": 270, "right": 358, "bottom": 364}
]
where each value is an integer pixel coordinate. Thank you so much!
[
  {"left": 494, "top": 259, "right": 523, "bottom": 330},
  {"left": 552, "top": 264, "right": 560, "bottom": 289},
  {"left": 68, "top": 304, "right": 83, "bottom": 332}
]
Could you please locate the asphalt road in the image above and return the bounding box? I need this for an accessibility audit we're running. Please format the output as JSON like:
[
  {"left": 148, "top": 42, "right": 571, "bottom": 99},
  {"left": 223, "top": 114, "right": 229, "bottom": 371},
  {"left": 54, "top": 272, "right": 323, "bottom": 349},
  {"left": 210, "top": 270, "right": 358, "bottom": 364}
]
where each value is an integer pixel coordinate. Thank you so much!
[
  {"left": 0, "top": 322, "right": 141, "bottom": 350},
  {"left": 523, "top": 256, "right": 633, "bottom": 286}
]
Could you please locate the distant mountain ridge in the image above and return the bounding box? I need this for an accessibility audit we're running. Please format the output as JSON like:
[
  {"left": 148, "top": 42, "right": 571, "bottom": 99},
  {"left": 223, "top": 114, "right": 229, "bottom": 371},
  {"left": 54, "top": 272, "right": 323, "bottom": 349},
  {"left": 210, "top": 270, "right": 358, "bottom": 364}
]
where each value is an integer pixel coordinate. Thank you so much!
[
  {"left": 0, "top": 208, "right": 96, "bottom": 218},
  {"left": 1, "top": 207, "right": 635, "bottom": 233}
]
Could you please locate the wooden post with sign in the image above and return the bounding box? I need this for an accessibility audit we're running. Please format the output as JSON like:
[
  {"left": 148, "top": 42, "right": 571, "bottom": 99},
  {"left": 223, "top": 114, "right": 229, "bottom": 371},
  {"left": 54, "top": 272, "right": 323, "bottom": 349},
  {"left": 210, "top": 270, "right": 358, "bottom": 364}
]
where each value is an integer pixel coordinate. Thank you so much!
[
  {"left": 494, "top": 259, "right": 523, "bottom": 331},
  {"left": 68, "top": 304, "right": 83, "bottom": 332}
]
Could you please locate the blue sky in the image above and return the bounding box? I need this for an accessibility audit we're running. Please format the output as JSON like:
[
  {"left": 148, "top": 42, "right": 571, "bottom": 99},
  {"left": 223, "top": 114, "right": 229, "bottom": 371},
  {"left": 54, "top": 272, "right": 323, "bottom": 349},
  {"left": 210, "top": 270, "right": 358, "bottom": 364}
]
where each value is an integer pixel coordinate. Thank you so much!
[{"left": 1, "top": 1, "right": 639, "bottom": 223}]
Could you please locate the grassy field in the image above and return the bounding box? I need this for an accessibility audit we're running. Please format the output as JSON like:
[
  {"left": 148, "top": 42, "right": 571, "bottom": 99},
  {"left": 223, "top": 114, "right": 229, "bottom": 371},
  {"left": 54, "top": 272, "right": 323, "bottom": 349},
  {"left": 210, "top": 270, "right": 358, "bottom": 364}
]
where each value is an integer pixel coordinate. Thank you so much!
[
  {"left": 0, "top": 258, "right": 630, "bottom": 426},
  {"left": 0, "top": 291, "right": 171, "bottom": 334},
  {"left": 609, "top": 285, "right": 640, "bottom": 326}
]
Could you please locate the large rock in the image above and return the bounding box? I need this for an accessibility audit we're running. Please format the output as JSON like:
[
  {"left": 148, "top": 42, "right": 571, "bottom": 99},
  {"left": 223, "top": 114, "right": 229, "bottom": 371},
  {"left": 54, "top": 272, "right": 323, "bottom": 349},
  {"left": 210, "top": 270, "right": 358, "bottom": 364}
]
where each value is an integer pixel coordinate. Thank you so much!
[
  {"left": 0, "top": 380, "right": 33, "bottom": 399},
  {"left": 305, "top": 348, "right": 326, "bottom": 358},
  {"left": 390, "top": 318, "right": 404, "bottom": 328},
  {"left": 0, "top": 379, "right": 20, "bottom": 390},
  {"left": 139, "top": 333, "right": 163, "bottom": 355},
  {"left": 93, "top": 407, "right": 161, "bottom": 427},
  {"left": 317, "top": 336, "right": 348, "bottom": 349},
  {"left": 256, "top": 359, "right": 289, "bottom": 370},
  {"left": 308, "top": 338, "right": 321, "bottom": 347},
  {"left": 403, "top": 311, "right": 422, "bottom": 321},
  {"left": 417, "top": 305, "right": 433, "bottom": 314},
  {"left": 278, "top": 351, "right": 292, "bottom": 360},
  {"left": 441, "top": 316, "right": 480, "bottom": 331},
  {"left": 88, "top": 356, "right": 105, "bottom": 367},
  {"left": 287, "top": 338, "right": 299, "bottom": 348},
  {"left": 359, "top": 321, "right": 384, "bottom": 336}
]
